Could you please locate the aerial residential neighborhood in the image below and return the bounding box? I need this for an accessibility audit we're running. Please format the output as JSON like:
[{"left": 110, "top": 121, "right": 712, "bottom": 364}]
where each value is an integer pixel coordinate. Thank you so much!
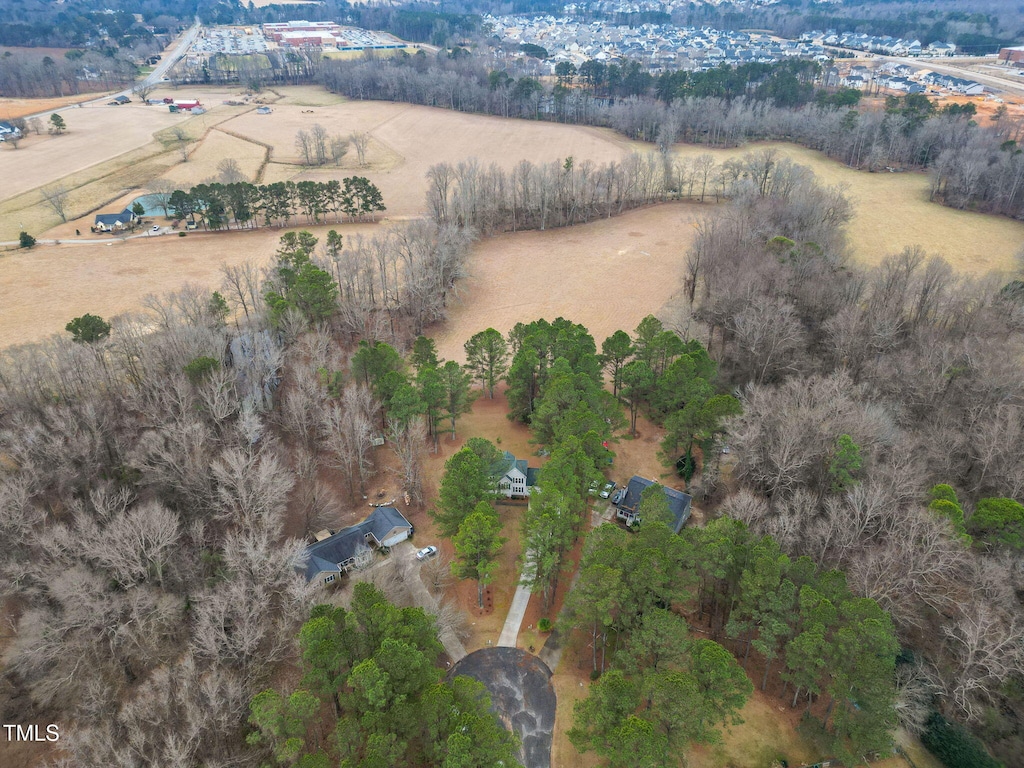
[{"left": 2, "top": 0, "right": 1023, "bottom": 765}]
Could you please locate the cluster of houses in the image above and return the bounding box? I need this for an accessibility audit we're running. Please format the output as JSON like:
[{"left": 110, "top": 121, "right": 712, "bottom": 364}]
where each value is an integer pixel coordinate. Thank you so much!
[
  {"left": 300, "top": 447, "right": 692, "bottom": 587},
  {"left": 840, "top": 62, "right": 985, "bottom": 97},
  {"left": 487, "top": 15, "right": 830, "bottom": 71},
  {"left": 802, "top": 30, "right": 957, "bottom": 57}
]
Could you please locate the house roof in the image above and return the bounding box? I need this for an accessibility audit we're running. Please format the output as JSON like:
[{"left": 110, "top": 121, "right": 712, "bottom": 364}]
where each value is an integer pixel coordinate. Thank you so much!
[
  {"left": 500, "top": 450, "right": 539, "bottom": 486},
  {"left": 93, "top": 207, "right": 136, "bottom": 226},
  {"left": 300, "top": 506, "right": 412, "bottom": 581},
  {"left": 617, "top": 475, "right": 692, "bottom": 534}
]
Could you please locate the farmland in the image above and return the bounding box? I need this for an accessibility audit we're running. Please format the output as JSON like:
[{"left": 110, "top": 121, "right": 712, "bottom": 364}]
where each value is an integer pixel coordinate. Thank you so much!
[{"left": 2, "top": 87, "right": 1024, "bottom": 349}]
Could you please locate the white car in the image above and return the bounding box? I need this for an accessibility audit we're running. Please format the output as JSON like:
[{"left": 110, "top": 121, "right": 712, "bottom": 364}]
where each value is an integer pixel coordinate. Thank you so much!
[
  {"left": 151, "top": 225, "right": 160, "bottom": 232},
  {"left": 415, "top": 545, "right": 438, "bottom": 561}
]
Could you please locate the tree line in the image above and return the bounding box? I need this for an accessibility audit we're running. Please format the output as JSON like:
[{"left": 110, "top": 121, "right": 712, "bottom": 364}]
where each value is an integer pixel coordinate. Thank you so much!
[
  {"left": 167, "top": 178, "right": 386, "bottom": 231},
  {"left": 320, "top": 51, "right": 1024, "bottom": 219},
  {"left": 679, "top": 157, "right": 1024, "bottom": 763}
]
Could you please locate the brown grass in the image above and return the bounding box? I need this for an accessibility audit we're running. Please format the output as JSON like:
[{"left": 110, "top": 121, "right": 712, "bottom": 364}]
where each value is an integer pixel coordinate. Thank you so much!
[
  {"left": 0, "top": 222, "right": 382, "bottom": 345},
  {"left": 0, "top": 92, "right": 117, "bottom": 120},
  {"left": 0, "top": 92, "right": 256, "bottom": 241},
  {"left": 159, "top": 128, "right": 266, "bottom": 186},
  {"left": 4, "top": 89, "right": 1024, "bottom": 348},
  {"left": 665, "top": 141, "right": 1024, "bottom": 273},
  {"left": 432, "top": 203, "right": 698, "bottom": 363},
  {"left": 0, "top": 103, "right": 182, "bottom": 201},
  {"left": 687, "top": 689, "right": 821, "bottom": 768},
  {"left": 222, "top": 102, "right": 631, "bottom": 217}
]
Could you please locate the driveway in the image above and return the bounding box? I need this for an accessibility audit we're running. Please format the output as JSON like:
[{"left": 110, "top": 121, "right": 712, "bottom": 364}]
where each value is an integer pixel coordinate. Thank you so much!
[{"left": 450, "top": 647, "right": 556, "bottom": 768}]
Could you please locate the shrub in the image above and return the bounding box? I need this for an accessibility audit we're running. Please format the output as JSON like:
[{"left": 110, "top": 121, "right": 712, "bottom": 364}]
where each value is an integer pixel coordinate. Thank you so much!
[
  {"left": 65, "top": 313, "right": 111, "bottom": 343},
  {"left": 921, "top": 712, "right": 1002, "bottom": 768},
  {"left": 19, "top": 231, "right": 36, "bottom": 248},
  {"left": 538, "top": 618, "right": 551, "bottom": 632},
  {"left": 969, "top": 498, "right": 1024, "bottom": 549},
  {"left": 178, "top": 231, "right": 187, "bottom": 237},
  {"left": 184, "top": 356, "right": 220, "bottom": 384}
]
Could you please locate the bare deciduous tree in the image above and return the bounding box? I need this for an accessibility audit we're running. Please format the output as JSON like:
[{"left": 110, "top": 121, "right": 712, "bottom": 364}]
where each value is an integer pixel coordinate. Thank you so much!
[
  {"left": 40, "top": 183, "right": 70, "bottom": 222},
  {"left": 349, "top": 130, "right": 370, "bottom": 166}
]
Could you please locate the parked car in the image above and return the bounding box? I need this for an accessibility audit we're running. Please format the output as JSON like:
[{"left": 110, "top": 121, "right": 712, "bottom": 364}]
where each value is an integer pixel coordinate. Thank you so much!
[
  {"left": 415, "top": 545, "right": 438, "bottom": 561},
  {"left": 611, "top": 489, "right": 625, "bottom": 505},
  {"left": 151, "top": 225, "right": 160, "bottom": 232},
  {"left": 588, "top": 480, "right": 600, "bottom": 496},
  {"left": 600, "top": 481, "right": 616, "bottom": 499}
]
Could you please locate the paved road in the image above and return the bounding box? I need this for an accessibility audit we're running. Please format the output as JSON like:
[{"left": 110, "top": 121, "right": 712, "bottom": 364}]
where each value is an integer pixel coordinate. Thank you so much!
[{"left": 451, "top": 648, "right": 556, "bottom": 768}]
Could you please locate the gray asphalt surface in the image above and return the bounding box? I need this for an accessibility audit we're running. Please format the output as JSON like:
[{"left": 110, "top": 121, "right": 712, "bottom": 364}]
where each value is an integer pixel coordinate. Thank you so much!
[{"left": 451, "top": 647, "right": 556, "bottom": 768}]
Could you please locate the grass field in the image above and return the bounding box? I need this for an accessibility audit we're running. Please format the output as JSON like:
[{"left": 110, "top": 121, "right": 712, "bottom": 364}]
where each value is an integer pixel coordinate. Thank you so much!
[
  {"left": 432, "top": 203, "right": 698, "bottom": 364},
  {"left": 0, "top": 92, "right": 116, "bottom": 120},
  {"left": 159, "top": 128, "right": 267, "bottom": 186},
  {"left": 4, "top": 89, "right": 1024, "bottom": 348},
  {"left": 0, "top": 222, "right": 381, "bottom": 346}
]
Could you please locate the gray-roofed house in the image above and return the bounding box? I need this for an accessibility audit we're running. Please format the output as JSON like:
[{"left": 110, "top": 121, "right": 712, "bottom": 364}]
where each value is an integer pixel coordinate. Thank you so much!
[
  {"left": 497, "top": 450, "right": 540, "bottom": 498},
  {"left": 614, "top": 475, "right": 692, "bottom": 533},
  {"left": 0, "top": 121, "right": 23, "bottom": 141},
  {"left": 301, "top": 506, "right": 413, "bottom": 585},
  {"left": 92, "top": 207, "right": 139, "bottom": 232}
]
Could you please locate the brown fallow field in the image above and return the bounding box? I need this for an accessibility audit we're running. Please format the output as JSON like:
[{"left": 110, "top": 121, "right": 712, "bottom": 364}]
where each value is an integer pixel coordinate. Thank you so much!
[{"left": 2, "top": 92, "right": 1024, "bottom": 349}]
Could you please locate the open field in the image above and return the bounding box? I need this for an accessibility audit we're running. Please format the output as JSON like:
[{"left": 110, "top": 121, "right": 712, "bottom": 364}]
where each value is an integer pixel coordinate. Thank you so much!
[
  {"left": 664, "top": 140, "right": 1024, "bottom": 273},
  {"left": 0, "top": 103, "right": 182, "bottom": 201},
  {"left": 432, "top": 203, "right": 699, "bottom": 363},
  {"left": 159, "top": 128, "right": 267, "bottom": 186},
  {"left": 0, "top": 93, "right": 257, "bottom": 241},
  {"left": 0, "top": 222, "right": 380, "bottom": 346},
  {"left": 0, "top": 92, "right": 116, "bottom": 120},
  {"left": 223, "top": 101, "right": 631, "bottom": 216},
  {"left": 3, "top": 88, "right": 1024, "bottom": 348}
]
